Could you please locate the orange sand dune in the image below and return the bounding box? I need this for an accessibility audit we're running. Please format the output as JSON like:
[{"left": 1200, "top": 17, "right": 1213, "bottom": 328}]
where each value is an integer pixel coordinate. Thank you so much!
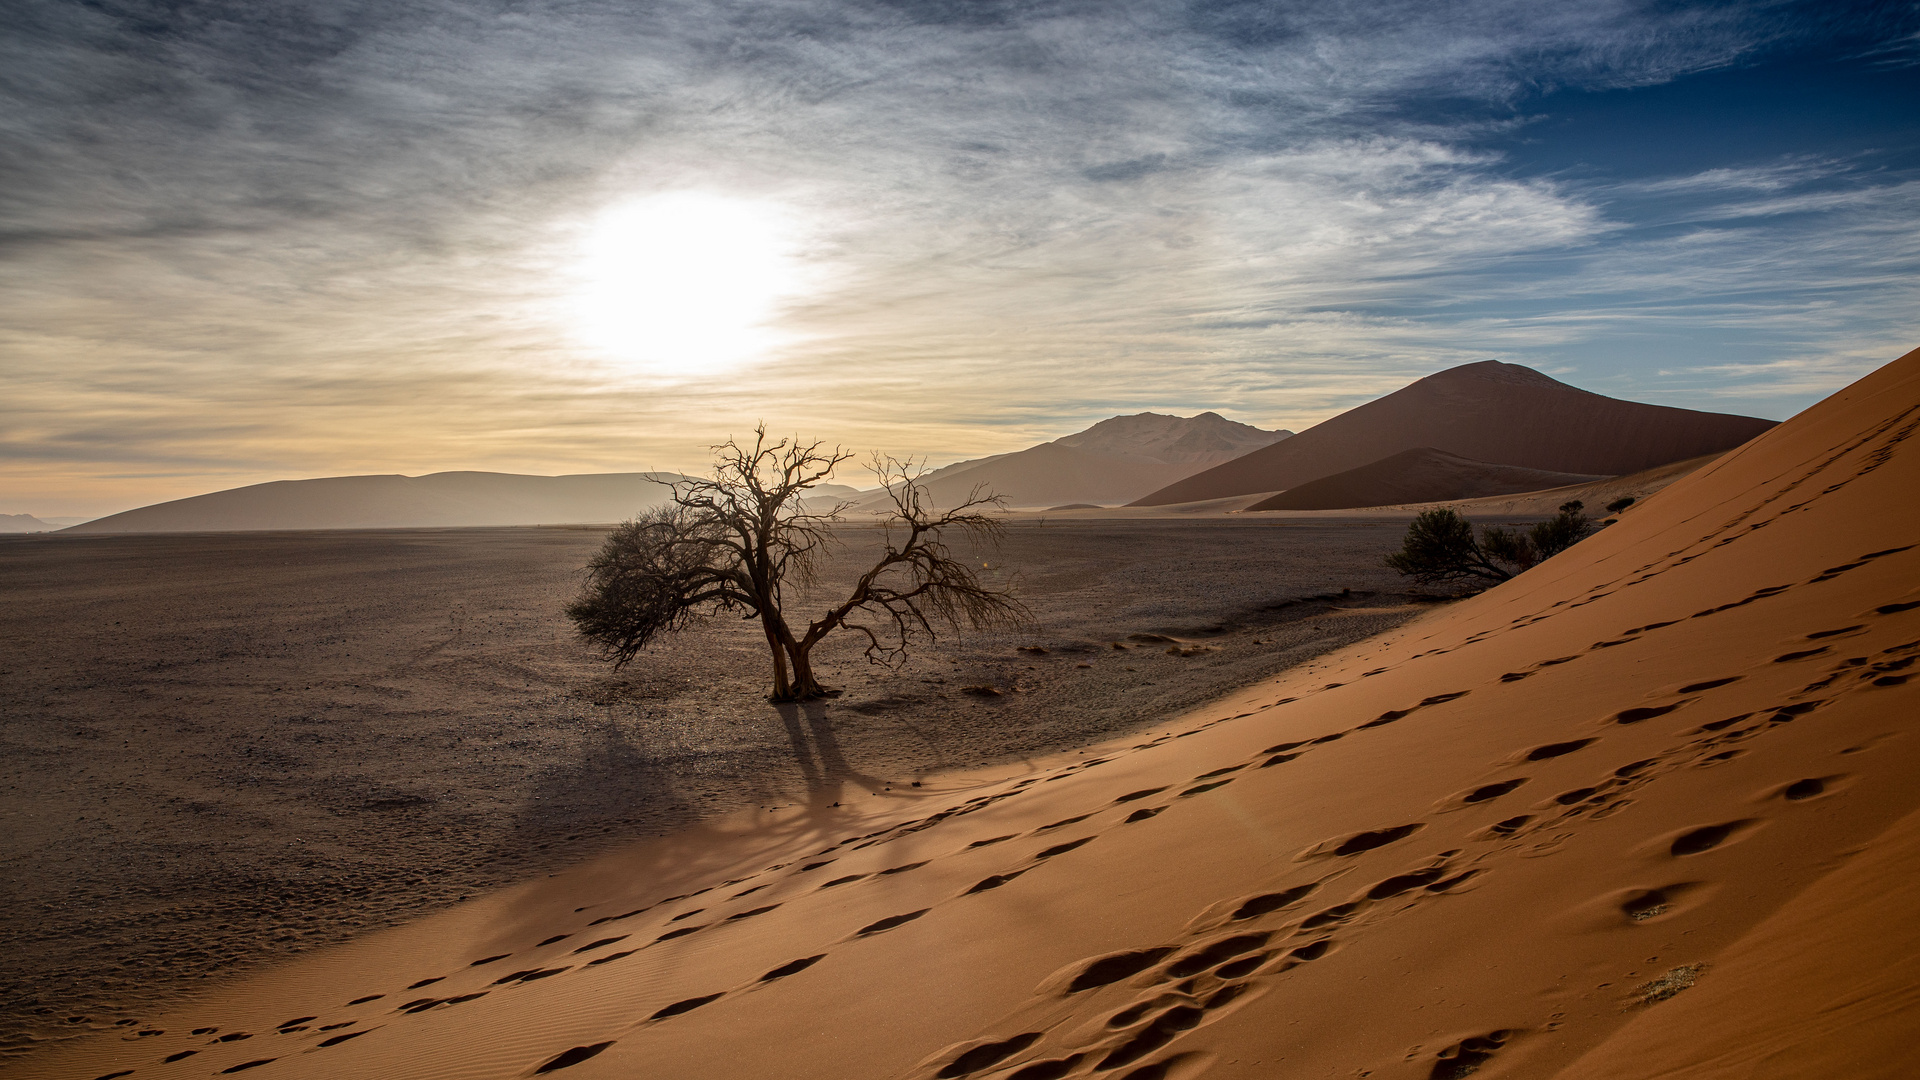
[{"left": 39, "top": 348, "right": 1920, "bottom": 1080}]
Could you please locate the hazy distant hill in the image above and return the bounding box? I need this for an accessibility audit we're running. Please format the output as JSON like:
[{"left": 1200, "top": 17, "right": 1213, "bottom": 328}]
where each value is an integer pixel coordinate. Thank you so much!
[
  {"left": 59, "top": 471, "right": 750, "bottom": 534},
  {"left": 851, "top": 412, "right": 1290, "bottom": 511},
  {"left": 1132, "top": 362, "right": 1775, "bottom": 506},
  {"left": 1246, "top": 447, "right": 1605, "bottom": 511},
  {"left": 0, "top": 513, "right": 56, "bottom": 533}
]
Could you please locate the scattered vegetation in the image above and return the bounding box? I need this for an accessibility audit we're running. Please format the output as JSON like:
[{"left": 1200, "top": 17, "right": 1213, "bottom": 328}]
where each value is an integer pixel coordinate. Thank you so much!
[
  {"left": 566, "top": 426, "right": 1029, "bottom": 701},
  {"left": 1606, "top": 495, "right": 1636, "bottom": 514},
  {"left": 1636, "top": 963, "right": 1707, "bottom": 1005},
  {"left": 1386, "top": 501, "right": 1595, "bottom": 587}
]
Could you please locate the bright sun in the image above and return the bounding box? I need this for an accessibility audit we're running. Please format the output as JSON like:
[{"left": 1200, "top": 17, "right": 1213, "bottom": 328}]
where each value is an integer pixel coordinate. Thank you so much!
[{"left": 571, "top": 192, "right": 802, "bottom": 377}]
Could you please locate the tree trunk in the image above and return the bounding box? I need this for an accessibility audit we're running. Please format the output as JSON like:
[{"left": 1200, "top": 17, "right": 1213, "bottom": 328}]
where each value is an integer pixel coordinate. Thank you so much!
[
  {"left": 785, "top": 641, "right": 829, "bottom": 700},
  {"left": 762, "top": 618, "right": 794, "bottom": 701}
]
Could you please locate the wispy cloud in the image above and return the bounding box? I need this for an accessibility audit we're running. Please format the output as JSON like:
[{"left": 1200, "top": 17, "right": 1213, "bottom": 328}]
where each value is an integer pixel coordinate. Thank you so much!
[{"left": 1, "top": 0, "right": 1915, "bottom": 513}]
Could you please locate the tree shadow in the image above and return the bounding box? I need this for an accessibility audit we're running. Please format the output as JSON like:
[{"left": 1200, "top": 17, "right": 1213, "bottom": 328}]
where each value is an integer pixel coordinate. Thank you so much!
[
  {"left": 475, "top": 706, "right": 942, "bottom": 956},
  {"left": 773, "top": 700, "right": 889, "bottom": 797},
  {"left": 490, "top": 717, "right": 706, "bottom": 859},
  {"left": 488, "top": 698, "right": 888, "bottom": 888}
]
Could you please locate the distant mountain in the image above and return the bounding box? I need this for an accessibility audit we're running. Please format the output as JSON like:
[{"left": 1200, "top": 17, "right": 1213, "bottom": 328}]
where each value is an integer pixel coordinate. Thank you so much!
[
  {"left": 850, "top": 412, "right": 1290, "bottom": 511},
  {"left": 1051, "top": 411, "right": 1288, "bottom": 463},
  {"left": 62, "top": 471, "right": 715, "bottom": 534},
  {"left": 1246, "top": 447, "right": 1605, "bottom": 511},
  {"left": 1131, "top": 362, "right": 1776, "bottom": 506},
  {"left": 0, "top": 513, "right": 57, "bottom": 533}
]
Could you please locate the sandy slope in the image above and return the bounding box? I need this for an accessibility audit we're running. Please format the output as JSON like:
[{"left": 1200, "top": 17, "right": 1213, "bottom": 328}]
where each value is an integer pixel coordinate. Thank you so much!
[
  {"left": 1006, "top": 455, "right": 1715, "bottom": 522},
  {"left": 36, "top": 348, "right": 1919, "bottom": 1080},
  {"left": 1245, "top": 447, "right": 1604, "bottom": 511},
  {"left": 1415, "top": 454, "right": 1719, "bottom": 519}
]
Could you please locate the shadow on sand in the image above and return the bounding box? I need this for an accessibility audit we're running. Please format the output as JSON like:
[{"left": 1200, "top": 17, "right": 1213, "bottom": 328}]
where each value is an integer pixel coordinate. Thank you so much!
[
  {"left": 773, "top": 700, "right": 889, "bottom": 794},
  {"left": 474, "top": 703, "right": 959, "bottom": 950}
]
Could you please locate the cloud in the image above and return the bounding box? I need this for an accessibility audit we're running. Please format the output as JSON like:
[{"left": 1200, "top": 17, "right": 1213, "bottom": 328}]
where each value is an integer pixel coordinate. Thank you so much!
[{"left": 1, "top": 0, "right": 1915, "bottom": 514}]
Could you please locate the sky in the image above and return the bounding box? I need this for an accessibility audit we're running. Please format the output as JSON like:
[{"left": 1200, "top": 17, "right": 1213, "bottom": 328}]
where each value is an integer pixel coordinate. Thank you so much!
[{"left": 3, "top": 0, "right": 1918, "bottom": 518}]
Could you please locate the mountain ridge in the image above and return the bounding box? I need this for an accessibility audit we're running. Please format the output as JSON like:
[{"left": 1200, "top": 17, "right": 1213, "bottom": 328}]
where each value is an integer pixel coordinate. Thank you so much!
[
  {"left": 62, "top": 471, "right": 719, "bottom": 534},
  {"left": 0, "top": 513, "right": 57, "bottom": 533},
  {"left": 852, "top": 411, "right": 1290, "bottom": 511},
  {"left": 1131, "top": 361, "right": 1776, "bottom": 506}
]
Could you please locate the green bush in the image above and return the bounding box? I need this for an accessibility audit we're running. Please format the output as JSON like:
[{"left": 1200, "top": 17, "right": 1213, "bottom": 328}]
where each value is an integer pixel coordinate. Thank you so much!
[{"left": 1386, "top": 501, "right": 1593, "bottom": 588}]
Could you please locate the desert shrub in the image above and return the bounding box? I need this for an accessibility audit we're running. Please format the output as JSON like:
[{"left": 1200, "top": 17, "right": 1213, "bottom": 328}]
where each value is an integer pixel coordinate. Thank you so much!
[
  {"left": 1386, "top": 501, "right": 1594, "bottom": 588},
  {"left": 1529, "top": 500, "right": 1592, "bottom": 559},
  {"left": 1384, "top": 510, "right": 1514, "bottom": 586}
]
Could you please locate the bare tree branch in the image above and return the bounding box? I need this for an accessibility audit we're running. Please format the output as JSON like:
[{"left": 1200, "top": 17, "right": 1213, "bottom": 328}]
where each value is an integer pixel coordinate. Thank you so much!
[{"left": 565, "top": 428, "right": 1023, "bottom": 701}]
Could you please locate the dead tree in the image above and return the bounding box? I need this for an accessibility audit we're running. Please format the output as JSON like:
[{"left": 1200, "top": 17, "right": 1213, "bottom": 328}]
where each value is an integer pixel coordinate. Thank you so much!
[
  {"left": 781, "top": 455, "right": 1028, "bottom": 696},
  {"left": 566, "top": 428, "right": 1028, "bottom": 701}
]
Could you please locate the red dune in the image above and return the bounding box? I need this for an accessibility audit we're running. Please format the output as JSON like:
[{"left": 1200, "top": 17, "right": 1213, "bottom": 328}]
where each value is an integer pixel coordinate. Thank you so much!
[
  {"left": 33, "top": 347, "right": 1919, "bottom": 1080},
  {"left": 1131, "top": 360, "right": 1775, "bottom": 506},
  {"left": 1246, "top": 446, "right": 1605, "bottom": 511}
]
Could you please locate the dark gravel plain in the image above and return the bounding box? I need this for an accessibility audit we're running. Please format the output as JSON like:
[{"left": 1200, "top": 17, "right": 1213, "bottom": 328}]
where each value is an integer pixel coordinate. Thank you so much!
[{"left": 0, "top": 519, "right": 1439, "bottom": 1063}]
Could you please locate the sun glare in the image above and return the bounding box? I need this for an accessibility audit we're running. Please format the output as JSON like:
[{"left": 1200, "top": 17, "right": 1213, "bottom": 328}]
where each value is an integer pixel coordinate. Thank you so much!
[{"left": 571, "top": 192, "right": 803, "bottom": 377}]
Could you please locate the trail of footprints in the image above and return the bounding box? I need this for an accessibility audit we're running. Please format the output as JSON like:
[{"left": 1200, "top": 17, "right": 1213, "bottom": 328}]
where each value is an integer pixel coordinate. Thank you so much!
[
  {"left": 93, "top": 559, "right": 1917, "bottom": 1080},
  {"left": 893, "top": 582, "right": 1920, "bottom": 1080}
]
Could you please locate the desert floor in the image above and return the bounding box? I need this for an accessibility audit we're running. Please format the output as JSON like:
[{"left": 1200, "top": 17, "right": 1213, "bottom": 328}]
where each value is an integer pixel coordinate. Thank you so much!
[{"left": 0, "top": 517, "right": 1443, "bottom": 1063}]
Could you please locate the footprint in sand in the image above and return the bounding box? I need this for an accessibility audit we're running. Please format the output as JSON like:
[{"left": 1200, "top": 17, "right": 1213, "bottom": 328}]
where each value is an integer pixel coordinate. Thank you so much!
[
  {"left": 1301, "top": 823, "right": 1425, "bottom": 859},
  {"left": 534, "top": 1041, "right": 613, "bottom": 1074},
  {"left": 1178, "top": 779, "right": 1235, "bottom": 797},
  {"left": 1613, "top": 700, "right": 1693, "bottom": 725},
  {"left": 587, "top": 907, "right": 649, "bottom": 926},
  {"left": 1443, "top": 778, "right": 1527, "bottom": 810},
  {"left": 760, "top": 954, "right": 825, "bottom": 981},
  {"left": 1035, "top": 837, "right": 1095, "bottom": 859},
  {"left": 1618, "top": 883, "right": 1704, "bottom": 923},
  {"left": 856, "top": 909, "right": 930, "bottom": 937},
  {"left": 935, "top": 1032, "right": 1042, "bottom": 1077},
  {"left": 318, "top": 1028, "right": 372, "bottom": 1047},
  {"left": 649, "top": 993, "right": 723, "bottom": 1021},
  {"left": 1779, "top": 776, "right": 1840, "bottom": 801},
  {"left": 1229, "top": 883, "right": 1319, "bottom": 921},
  {"left": 1427, "top": 1030, "right": 1515, "bottom": 1080},
  {"left": 1668, "top": 820, "right": 1759, "bottom": 856},
  {"left": 1518, "top": 739, "right": 1597, "bottom": 762},
  {"left": 1163, "top": 934, "right": 1269, "bottom": 978}
]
